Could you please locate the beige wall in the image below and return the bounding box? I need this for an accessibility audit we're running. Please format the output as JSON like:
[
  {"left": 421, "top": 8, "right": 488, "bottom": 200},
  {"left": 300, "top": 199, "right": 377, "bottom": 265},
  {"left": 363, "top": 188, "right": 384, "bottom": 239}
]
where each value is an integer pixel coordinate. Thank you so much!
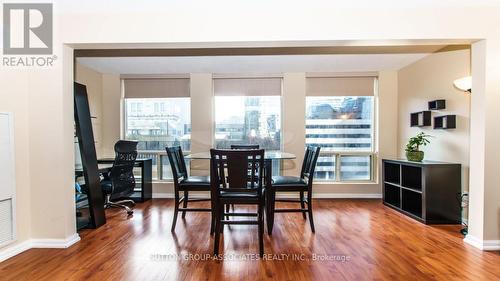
[
  {"left": 101, "top": 74, "right": 122, "bottom": 157},
  {"left": 282, "top": 73, "right": 306, "bottom": 176},
  {"left": 469, "top": 39, "right": 500, "bottom": 245},
  {"left": 75, "top": 63, "right": 104, "bottom": 157},
  {"left": 0, "top": 70, "right": 31, "bottom": 251},
  {"left": 397, "top": 48, "right": 471, "bottom": 195}
]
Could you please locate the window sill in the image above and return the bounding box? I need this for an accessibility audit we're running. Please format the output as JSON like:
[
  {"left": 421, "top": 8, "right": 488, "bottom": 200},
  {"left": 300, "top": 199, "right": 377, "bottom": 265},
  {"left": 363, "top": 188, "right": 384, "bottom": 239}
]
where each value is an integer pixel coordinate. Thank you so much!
[{"left": 314, "top": 181, "right": 378, "bottom": 185}]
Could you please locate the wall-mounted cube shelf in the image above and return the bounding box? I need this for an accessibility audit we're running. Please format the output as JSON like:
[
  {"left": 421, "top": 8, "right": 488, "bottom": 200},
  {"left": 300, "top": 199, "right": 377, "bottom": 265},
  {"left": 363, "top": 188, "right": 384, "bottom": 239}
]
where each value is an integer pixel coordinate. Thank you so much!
[
  {"left": 434, "top": 115, "right": 456, "bottom": 129},
  {"left": 428, "top": 99, "right": 446, "bottom": 110},
  {"left": 410, "top": 111, "right": 431, "bottom": 127}
]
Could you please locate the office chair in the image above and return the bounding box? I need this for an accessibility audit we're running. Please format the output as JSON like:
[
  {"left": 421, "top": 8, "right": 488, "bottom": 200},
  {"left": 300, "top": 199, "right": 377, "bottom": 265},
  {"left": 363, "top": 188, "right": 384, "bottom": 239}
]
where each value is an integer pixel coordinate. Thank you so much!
[{"left": 100, "top": 140, "right": 138, "bottom": 215}]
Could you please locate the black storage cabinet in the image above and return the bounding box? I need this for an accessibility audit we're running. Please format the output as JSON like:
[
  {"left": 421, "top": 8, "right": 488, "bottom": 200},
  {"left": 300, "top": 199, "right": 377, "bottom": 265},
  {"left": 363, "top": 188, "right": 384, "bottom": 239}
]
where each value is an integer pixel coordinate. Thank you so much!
[{"left": 382, "top": 159, "right": 461, "bottom": 224}]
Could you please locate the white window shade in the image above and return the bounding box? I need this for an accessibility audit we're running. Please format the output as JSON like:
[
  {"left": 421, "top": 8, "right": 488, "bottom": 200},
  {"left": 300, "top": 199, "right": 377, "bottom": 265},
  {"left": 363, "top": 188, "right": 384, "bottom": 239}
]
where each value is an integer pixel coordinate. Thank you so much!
[
  {"left": 306, "top": 77, "right": 376, "bottom": 96},
  {"left": 123, "top": 78, "right": 190, "bottom": 98},
  {"left": 214, "top": 78, "right": 282, "bottom": 96}
]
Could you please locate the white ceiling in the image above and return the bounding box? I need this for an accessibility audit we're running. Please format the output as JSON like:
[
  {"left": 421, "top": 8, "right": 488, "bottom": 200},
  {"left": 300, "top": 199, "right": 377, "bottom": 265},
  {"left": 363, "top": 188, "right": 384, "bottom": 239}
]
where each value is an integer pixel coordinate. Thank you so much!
[{"left": 77, "top": 53, "right": 430, "bottom": 75}]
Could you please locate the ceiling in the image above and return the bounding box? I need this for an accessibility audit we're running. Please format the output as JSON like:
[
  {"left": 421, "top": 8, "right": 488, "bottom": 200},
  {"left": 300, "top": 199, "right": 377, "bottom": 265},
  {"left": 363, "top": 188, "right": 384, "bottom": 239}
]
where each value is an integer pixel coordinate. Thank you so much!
[{"left": 77, "top": 53, "right": 431, "bottom": 75}]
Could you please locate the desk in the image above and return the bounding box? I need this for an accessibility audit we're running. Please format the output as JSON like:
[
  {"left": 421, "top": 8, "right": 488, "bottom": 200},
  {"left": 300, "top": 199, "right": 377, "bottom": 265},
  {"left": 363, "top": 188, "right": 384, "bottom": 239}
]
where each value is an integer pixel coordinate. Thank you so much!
[{"left": 97, "top": 158, "right": 153, "bottom": 202}]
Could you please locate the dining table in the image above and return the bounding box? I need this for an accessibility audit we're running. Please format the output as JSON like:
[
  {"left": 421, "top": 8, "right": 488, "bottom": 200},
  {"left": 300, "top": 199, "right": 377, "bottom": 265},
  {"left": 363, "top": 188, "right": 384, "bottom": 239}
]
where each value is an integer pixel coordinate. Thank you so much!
[
  {"left": 185, "top": 150, "right": 296, "bottom": 176},
  {"left": 185, "top": 150, "right": 296, "bottom": 160}
]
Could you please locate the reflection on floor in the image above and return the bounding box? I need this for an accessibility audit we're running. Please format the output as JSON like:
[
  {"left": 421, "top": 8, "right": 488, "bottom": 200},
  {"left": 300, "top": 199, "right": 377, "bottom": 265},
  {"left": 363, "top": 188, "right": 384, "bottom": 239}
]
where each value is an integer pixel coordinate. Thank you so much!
[{"left": 1, "top": 199, "right": 499, "bottom": 281}]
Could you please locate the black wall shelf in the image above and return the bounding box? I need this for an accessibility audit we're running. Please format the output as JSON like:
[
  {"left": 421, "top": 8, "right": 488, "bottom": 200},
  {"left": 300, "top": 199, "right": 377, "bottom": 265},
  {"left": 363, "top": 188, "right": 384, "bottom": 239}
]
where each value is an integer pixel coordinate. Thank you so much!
[
  {"left": 382, "top": 159, "right": 461, "bottom": 224},
  {"left": 428, "top": 99, "right": 446, "bottom": 110},
  {"left": 410, "top": 111, "right": 431, "bottom": 127},
  {"left": 434, "top": 115, "right": 456, "bottom": 129}
]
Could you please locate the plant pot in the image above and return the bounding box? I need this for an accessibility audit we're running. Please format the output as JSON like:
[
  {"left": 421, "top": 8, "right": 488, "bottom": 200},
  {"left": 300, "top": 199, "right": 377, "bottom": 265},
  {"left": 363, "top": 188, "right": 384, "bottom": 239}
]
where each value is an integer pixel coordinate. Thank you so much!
[{"left": 406, "top": 150, "right": 424, "bottom": 162}]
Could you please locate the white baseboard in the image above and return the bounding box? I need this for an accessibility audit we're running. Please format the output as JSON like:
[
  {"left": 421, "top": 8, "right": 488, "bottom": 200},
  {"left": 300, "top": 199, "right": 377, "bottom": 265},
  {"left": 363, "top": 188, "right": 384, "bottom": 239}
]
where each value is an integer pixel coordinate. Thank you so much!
[
  {"left": 31, "top": 233, "right": 81, "bottom": 249},
  {"left": 0, "top": 233, "right": 81, "bottom": 263},
  {"left": 0, "top": 240, "right": 32, "bottom": 263},
  {"left": 153, "top": 192, "right": 382, "bottom": 199},
  {"left": 464, "top": 234, "right": 500, "bottom": 251}
]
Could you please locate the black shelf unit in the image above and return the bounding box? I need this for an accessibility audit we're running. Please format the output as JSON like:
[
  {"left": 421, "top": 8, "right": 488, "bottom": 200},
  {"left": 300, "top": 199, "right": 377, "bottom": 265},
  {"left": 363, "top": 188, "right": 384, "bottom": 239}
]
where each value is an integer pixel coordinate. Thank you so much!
[
  {"left": 410, "top": 111, "right": 431, "bottom": 127},
  {"left": 428, "top": 99, "right": 446, "bottom": 110},
  {"left": 382, "top": 159, "right": 461, "bottom": 224},
  {"left": 434, "top": 115, "right": 456, "bottom": 129}
]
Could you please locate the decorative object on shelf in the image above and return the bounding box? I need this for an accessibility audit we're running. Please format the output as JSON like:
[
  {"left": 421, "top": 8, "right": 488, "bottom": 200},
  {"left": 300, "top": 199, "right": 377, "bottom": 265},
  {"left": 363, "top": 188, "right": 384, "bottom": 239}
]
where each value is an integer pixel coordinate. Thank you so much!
[
  {"left": 410, "top": 111, "right": 431, "bottom": 127},
  {"left": 428, "top": 99, "right": 446, "bottom": 110},
  {"left": 382, "top": 159, "right": 461, "bottom": 224},
  {"left": 405, "top": 132, "right": 431, "bottom": 162},
  {"left": 434, "top": 115, "right": 456, "bottom": 129},
  {"left": 453, "top": 76, "right": 472, "bottom": 93}
]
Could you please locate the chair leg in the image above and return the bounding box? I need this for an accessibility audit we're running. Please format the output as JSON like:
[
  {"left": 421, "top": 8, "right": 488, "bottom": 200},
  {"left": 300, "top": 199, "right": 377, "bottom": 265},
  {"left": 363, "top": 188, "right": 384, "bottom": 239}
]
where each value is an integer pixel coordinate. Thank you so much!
[
  {"left": 258, "top": 202, "right": 264, "bottom": 257},
  {"left": 182, "top": 191, "right": 189, "bottom": 218},
  {"left": 225, "top": 204, "right": 230, "bottom": 220},
  {"left": 267, "top": 190, "right": 275, "bottom": 235},
  {"left": 107, "top": 202, "right": 134, "bottom": 215},
  {"left": 210, "top": 198, "right": 215, "bottom": 235},
  {"left": 213, "top": 205, "right": 223, "bottom": 256},
  {"left": 171, "top": 192, "right": 180, "bottom": 232},
  {"left": 307, "top": 191, "right": 315, "bottom": 233},
  {"left": 300, "top": 191, "right": 306, "bottom": 219}
]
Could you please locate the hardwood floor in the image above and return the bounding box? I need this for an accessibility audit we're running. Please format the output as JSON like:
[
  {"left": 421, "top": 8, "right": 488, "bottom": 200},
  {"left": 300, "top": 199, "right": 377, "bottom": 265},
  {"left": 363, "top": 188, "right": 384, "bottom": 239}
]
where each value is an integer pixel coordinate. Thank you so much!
[{"left": 1, "top": 199, "right": 499, "bottom": 281}]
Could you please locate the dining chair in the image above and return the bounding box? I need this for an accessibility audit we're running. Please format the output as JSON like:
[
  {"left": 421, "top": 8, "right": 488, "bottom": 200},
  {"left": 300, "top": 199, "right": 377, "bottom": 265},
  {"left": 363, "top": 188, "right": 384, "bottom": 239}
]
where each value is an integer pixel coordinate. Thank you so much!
[
  {"left": 166, "top": 146, "right": 212, "bottom": 232},
  {"left": 230, "top": 144, "right": 260, "bottom": 149},
  {"left": 100, "top": 140, "right": 138, "bottom": 216},
  {"left": 267, "top": 146, "right": 321, "bottom": 234},
  {"left": 210, "top": 148, "right": 268, "bottom": 257},
  {"left": 228, "top": 144, "right": 260, "bottom": 212}
]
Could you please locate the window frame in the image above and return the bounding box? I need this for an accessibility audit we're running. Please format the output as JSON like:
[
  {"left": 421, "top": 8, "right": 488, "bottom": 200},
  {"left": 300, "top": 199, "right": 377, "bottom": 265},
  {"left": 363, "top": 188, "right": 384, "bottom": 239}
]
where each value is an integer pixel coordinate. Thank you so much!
[
  {"left": 122, "top": 96, "right": 192, "bottom": 181},
  {"left": 305, "top": 93, "right": 377, "bottom": 184}
]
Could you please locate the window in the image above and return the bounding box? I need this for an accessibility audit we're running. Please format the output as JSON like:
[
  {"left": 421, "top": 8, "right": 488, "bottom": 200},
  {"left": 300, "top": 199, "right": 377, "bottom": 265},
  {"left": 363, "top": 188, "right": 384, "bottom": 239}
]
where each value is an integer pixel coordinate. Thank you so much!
[
  {"left": 213, "top": 78, "right": 282, "bottom": 150},
  {"left": 123, "top": 78, "right": 191, "bottom": 180},
  {"left": 214, "top": 96, "right": 282, "bottom": 150},
  {"left": 306, "top": 77, "right": 376, "bottom": 182},
  {"left": 214, "top": 78, "right": 282, "bottom": 176},
  {"left": 124, "top": 97, "right": 191, "bottom": 179}
]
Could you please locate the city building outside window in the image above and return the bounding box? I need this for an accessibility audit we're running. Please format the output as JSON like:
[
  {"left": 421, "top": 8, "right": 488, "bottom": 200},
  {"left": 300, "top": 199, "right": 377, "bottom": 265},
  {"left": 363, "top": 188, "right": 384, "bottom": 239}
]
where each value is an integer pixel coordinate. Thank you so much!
[{"left": 305, "top": 76, "right": 376, "bottom": 182}]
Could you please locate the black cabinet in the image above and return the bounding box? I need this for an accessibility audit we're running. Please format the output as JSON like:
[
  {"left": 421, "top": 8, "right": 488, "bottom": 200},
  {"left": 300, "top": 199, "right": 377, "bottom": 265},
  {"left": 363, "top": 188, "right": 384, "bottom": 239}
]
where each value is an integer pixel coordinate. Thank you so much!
[{"left": 382, "top": 159, "right": 461, "bottom": 224}]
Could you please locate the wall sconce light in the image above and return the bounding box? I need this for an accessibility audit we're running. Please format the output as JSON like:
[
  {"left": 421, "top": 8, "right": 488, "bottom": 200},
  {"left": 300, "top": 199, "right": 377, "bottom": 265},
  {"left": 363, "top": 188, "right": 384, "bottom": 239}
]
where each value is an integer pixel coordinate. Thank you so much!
[{"left": 453, "top": 76, "right": 472, "bottom": 93}]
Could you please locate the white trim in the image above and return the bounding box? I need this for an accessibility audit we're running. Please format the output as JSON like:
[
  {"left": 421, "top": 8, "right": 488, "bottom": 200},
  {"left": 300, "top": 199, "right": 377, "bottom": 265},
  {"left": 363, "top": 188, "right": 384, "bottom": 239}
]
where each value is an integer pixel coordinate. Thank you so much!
[
  {"left": 153, "top": 192, "right": 382, "bottom": 199},
  {"left": 464, "top": 234, "right": 500, "bottom": 251},
  {"left": 31, "top": 233, "right": 81, "bottom": 249},
  {"left": 0, "top": 240, "right": 31, "bottom": 263},
  {"left": 0, "top": 233, "right": 81, "bottom": 263}
]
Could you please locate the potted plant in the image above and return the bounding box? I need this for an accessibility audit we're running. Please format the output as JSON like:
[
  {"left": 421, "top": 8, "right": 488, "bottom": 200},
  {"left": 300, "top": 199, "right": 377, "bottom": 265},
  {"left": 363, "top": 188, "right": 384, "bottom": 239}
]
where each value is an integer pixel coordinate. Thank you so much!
[{"left": 405, "top": 132, "right": 431, "bottom": 162}]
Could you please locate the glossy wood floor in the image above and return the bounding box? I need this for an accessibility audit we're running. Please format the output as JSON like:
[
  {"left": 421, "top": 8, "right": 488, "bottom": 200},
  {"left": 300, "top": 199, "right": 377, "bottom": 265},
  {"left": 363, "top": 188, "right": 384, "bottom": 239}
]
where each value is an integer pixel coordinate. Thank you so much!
[{"left": 1, "top": 199, "right": 499, "bottom": 281}]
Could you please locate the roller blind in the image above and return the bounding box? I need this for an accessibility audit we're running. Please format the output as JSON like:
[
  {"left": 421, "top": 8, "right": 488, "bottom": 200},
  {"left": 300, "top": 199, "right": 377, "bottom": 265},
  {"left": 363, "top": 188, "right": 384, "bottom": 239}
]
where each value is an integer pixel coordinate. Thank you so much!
[
  {"left": 123, "top": 78, "right": 190, "bottom": 98},
  {"left": 306, "top": 77, "right": 376, "bottom": 96},
  {"left": 214, "top": 78, "right": 282, "bottom": 96}
]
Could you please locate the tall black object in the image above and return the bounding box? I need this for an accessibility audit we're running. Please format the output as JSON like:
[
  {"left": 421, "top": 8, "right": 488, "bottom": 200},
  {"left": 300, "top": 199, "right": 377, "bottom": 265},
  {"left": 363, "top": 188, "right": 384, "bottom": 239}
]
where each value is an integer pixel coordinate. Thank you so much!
[
  {"left": 382, "top": 159, "right": 461, "bottom": 224},
  {"left": 74, "top": 82, "right": 106, "bottom": 228}
]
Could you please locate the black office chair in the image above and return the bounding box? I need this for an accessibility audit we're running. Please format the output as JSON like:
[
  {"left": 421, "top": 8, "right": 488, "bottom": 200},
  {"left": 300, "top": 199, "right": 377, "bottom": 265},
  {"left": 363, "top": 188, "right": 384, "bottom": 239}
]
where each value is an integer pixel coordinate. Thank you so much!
[
  {"left": 230, "top": 144, "right": 260, "bottom": 149},
  {"left": 210, "top": 149, "right": 268, "bottom": 257},
  {"left": 166, "top": 146, "right": 212, "bottom": 232},
  {"left": 100, "top": 140, "right": 138, "bottom": 215},
  {"left": 267, "top": 146, "right": 320, "bottom": 234}
]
